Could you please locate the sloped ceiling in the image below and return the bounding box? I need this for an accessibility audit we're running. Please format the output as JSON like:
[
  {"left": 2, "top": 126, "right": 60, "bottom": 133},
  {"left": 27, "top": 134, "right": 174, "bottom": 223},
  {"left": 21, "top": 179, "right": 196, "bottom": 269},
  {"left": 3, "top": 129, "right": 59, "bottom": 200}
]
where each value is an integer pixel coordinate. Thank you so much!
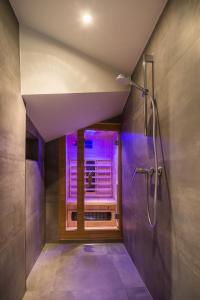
[
  {"left": 20, "top": 26, "right": 129, "bottom": 141},
  {"left": 10, "top": 0, "right": 167, "bottom": 74},
  {"left": 23, "top": 92, "right": 128, "bottom": 142},
  {"left": 19, "top": 26, "right": 128, "bottom": 95},
  {"left": 10, "top": 0, "right": 167, "bottom": 141}
]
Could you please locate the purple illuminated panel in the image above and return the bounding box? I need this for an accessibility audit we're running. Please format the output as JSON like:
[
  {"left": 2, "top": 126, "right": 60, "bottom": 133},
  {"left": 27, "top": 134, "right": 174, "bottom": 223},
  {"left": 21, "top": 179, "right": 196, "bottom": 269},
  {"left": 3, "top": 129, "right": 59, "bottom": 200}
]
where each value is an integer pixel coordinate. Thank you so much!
[
  {"left": 66, "top": 132, "right": 78, "bottom": 230},
  {"left": 65, "top": 130, "right": 119, "bottom": 230},
  {"left": 83, "top": 130, "right": 118, "bottom": 202}
]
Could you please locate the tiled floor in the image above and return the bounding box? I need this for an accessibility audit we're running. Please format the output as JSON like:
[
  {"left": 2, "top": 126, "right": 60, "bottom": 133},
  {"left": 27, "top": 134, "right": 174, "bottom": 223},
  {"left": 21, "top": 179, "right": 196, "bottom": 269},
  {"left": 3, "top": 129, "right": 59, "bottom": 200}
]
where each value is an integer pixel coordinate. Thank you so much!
[{"left": 23, "top": 243, "right": 152, "bottom": 300}]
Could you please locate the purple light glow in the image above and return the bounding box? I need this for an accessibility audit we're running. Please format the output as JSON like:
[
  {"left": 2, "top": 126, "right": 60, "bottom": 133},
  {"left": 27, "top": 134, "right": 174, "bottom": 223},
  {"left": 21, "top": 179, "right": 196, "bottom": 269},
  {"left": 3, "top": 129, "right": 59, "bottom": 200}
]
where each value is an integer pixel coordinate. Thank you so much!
[
  {"left": 85, "top": 130, "right": 96, "bottom": 135},
  {"left": 121, "top": 131, "right": 155, "bottom": 160},
  {"left": 66, "top": 130, "right": 119, "bottom": 203}
]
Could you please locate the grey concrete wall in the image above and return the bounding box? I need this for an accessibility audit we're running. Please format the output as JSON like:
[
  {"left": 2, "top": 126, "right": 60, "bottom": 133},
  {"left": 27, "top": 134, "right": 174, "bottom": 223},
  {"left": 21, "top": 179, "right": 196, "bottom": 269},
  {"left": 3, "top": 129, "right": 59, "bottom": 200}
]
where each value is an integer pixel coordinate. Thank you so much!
[
  {"left": 122, "top": 1, "right": 200, "bottom": 300},
  {"left": 45, "top": 139, "right": 59, "bottom": 242},
  {"left": 25, "top": 117, "right": 45, "bottom": 276},
  {"left": 0, "top": 1, "right": 26, "bottom": 299}
]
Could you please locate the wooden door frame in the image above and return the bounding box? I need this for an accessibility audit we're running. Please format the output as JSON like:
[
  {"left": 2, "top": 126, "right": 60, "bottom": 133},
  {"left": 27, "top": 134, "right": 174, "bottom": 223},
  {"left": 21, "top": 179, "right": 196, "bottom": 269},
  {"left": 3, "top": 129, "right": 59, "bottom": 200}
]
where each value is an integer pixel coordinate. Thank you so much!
[{"left": 58, "top": 123, "right": 122, "bottom": 241}]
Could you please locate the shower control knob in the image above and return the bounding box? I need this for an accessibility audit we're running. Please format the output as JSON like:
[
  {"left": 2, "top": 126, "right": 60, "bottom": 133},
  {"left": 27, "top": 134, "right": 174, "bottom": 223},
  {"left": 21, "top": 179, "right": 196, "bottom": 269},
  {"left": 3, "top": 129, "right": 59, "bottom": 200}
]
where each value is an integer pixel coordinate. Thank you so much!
[
  {"left": 149, "top": 167, "right": 154, "bottom": 176},
  {"left": 158, "top": 166, "right": 163, "bottom": 176},
  {"left": 149, "top": 166, "right": 163, "bottom": 176}
]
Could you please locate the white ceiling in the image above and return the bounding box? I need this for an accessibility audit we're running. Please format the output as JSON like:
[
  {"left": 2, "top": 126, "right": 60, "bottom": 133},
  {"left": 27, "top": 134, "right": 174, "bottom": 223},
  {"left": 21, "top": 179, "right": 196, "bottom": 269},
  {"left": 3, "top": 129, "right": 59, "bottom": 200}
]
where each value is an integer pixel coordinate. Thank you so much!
[
  {"left": 10, "top": 0, "right": 167, "bottom": 142},
  {"left": 24, "top": 92, "right": 128, "bottom": 142},
  {"left": 10, "top": 0, "right": 167, "bottom": 74}
]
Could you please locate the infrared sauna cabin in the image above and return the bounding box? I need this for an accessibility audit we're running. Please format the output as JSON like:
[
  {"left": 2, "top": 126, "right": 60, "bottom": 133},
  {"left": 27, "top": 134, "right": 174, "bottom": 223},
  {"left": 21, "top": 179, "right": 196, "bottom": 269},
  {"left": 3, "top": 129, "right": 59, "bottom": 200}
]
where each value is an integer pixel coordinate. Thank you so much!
[{"left": 59, "top": 124, "right": 122, "bottom": 240}]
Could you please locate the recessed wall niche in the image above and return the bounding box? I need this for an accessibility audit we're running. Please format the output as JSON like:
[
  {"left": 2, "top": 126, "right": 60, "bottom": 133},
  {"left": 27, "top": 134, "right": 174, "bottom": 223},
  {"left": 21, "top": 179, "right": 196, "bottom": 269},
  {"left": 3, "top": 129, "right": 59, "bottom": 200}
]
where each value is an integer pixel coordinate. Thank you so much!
[{"left": 26, "top": 131, "right": 39, "bottom": 161}]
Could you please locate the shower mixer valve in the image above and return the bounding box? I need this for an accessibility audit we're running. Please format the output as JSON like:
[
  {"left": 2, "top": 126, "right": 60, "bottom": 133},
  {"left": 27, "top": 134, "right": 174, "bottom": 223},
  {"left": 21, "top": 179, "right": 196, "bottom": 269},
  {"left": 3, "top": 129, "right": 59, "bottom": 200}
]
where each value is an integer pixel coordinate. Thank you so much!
[{"left": 135, "top": 167, "right": 162, "bottom": 176}]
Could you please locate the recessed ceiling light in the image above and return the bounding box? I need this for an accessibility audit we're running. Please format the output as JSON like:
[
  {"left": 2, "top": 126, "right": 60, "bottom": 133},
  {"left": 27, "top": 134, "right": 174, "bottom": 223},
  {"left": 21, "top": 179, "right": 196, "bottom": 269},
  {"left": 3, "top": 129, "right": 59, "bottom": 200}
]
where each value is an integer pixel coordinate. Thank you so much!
[{"left": 82, "top": 13, "right": 92, "bottom": 25}]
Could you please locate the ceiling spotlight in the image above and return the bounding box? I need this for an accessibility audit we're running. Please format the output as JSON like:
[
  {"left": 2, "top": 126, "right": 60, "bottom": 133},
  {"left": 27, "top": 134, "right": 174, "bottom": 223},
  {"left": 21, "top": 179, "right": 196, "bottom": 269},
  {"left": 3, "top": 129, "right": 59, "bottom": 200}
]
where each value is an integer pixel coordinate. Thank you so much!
[{"left": 82, "top": 13, "right": 92, "bottom": 25}]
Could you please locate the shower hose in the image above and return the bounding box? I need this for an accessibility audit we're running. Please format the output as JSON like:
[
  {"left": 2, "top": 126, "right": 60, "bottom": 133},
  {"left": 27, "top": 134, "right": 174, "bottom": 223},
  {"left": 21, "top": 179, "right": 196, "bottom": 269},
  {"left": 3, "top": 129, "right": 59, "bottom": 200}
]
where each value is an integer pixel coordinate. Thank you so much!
[
  {"left": 147, "top": 94, "right": 158, "bottom": 228},
  {"left": 131, "top": 94, "right": 158, "bottom": 228}
]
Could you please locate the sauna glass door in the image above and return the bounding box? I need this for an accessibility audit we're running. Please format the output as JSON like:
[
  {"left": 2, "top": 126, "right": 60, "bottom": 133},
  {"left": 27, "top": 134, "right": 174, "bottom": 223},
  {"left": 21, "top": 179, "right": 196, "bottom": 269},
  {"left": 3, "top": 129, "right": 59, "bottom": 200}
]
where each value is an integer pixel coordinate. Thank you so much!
[
  {"left": 83, "top": 129, "right": 120, "bottom": 231},
  {"left": 65, "top": 132, "right": 78, "bottom": 231}
]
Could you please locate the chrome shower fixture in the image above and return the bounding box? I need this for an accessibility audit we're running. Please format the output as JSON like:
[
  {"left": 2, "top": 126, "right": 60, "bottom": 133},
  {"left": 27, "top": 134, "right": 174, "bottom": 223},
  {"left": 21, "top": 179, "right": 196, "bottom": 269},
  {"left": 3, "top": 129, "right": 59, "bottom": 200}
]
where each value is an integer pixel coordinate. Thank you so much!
[
  {"left": 116, "top": 56, "right": 162, "bottom": 228},
  {"left": 132, "top": 167, "right": 162, "bottom": 181},
  {"left": 134, "top": 167, "right": 162, "bottom": 176},
  {"left": 116, "top": 54, "right": 154, "bottom": 135},
  {"left": 116, "top": 74, "right": 148, "bottom": 96}
]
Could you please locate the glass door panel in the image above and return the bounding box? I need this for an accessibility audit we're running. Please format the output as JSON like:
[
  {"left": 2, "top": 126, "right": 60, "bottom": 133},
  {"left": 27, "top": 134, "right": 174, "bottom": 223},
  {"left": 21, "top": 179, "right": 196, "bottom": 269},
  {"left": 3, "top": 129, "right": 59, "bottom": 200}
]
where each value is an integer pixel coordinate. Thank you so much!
[
  {"left": 83, "top": 129, "right": 119, "bottom": 230},
  {"left": 65, "top": 132, "right": 78, "bottom": 231}
]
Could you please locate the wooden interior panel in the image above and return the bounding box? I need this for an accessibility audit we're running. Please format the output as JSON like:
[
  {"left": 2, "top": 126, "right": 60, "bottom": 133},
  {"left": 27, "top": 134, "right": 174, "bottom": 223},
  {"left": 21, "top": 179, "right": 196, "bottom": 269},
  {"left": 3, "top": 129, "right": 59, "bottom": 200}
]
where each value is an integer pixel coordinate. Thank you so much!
[{"left": 58, "top": 136, "right": 67, "bottom": 239}]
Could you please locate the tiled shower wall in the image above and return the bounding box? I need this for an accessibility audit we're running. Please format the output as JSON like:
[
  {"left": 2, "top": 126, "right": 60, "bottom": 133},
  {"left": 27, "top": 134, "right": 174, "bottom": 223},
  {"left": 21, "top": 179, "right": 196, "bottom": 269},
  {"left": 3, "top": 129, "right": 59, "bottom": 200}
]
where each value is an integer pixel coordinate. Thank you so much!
[
  {"left": 25, "top": 118, "right": 45, "bottom": 276},
  {"left": 0, "top": 1, "right": 26, "bottom": 299},
  {"left": 122, "top": 0, "right": 200, "bottom": 300},
  {"left": 0, "top": 2, "right": 45, "bottom": 299},
  {"left": 45, "top": 139, "right": 60, "bottom": 242}
]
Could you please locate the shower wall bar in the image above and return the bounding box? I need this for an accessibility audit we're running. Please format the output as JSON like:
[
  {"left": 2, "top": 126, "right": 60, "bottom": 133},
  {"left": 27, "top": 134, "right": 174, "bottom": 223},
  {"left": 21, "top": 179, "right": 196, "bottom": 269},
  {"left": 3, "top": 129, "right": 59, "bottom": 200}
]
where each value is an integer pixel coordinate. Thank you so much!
[{"left": 143, "top": 54, "right": 154, "bottom": 136}]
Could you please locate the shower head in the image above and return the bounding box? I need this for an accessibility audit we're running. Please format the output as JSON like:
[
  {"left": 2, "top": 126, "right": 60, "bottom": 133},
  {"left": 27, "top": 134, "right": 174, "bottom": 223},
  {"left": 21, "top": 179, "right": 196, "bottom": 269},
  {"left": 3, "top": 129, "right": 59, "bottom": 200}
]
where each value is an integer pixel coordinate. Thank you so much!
[
  {"left": 116, "top": 74, "right": 148, "bottom": 96},
  {"left": 116, "top": 74, "right": 132, "bottom": 85}
]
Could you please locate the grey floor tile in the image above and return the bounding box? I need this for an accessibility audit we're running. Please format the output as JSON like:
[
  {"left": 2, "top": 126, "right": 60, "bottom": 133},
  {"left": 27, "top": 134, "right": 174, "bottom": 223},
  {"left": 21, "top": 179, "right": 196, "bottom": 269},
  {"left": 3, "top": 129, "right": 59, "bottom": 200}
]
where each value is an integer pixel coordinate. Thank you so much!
[
  {"left": 48, "top": 291, "right": 75, "bottom": 300},
  {"left": 26, "top": 254, "right": 60, "bottom": 291},
  {"left": 22, "top": 291, "right": 50, "bottom": 300},
  {"left": 107, "top": 243, "right": 127, "bottom": 256},
  {"left": 23, "top": 243, "right": 151, "bottom": 300},
  {"left": 54, "top": 254, "right": 124, "bottom": 292},
  {"left": 111, "top": 255, "right": 145, "bottom": 288},
  {"left": 126, "top": 287, "right": 153, "bottom": 300},
  {"left": 73, "top": 288, "right": 129, "bottom": 300}
]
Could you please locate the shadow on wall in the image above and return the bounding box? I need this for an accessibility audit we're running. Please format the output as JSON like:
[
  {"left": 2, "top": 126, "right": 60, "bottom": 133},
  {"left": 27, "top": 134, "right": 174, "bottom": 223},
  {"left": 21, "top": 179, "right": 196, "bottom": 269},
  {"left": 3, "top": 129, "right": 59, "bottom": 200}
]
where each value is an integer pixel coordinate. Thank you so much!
[
  {"left": 122, "top": 1, "right": 200, "bottom": 298},
  {"left": 45, "top": 139, "right": 60, "bottom": 242},
  {"left": 122, "top": 89, "right": 172, "bottom": 300},
  {"left": 25, "top": 117, "right": 45, "bottom": 276}
]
